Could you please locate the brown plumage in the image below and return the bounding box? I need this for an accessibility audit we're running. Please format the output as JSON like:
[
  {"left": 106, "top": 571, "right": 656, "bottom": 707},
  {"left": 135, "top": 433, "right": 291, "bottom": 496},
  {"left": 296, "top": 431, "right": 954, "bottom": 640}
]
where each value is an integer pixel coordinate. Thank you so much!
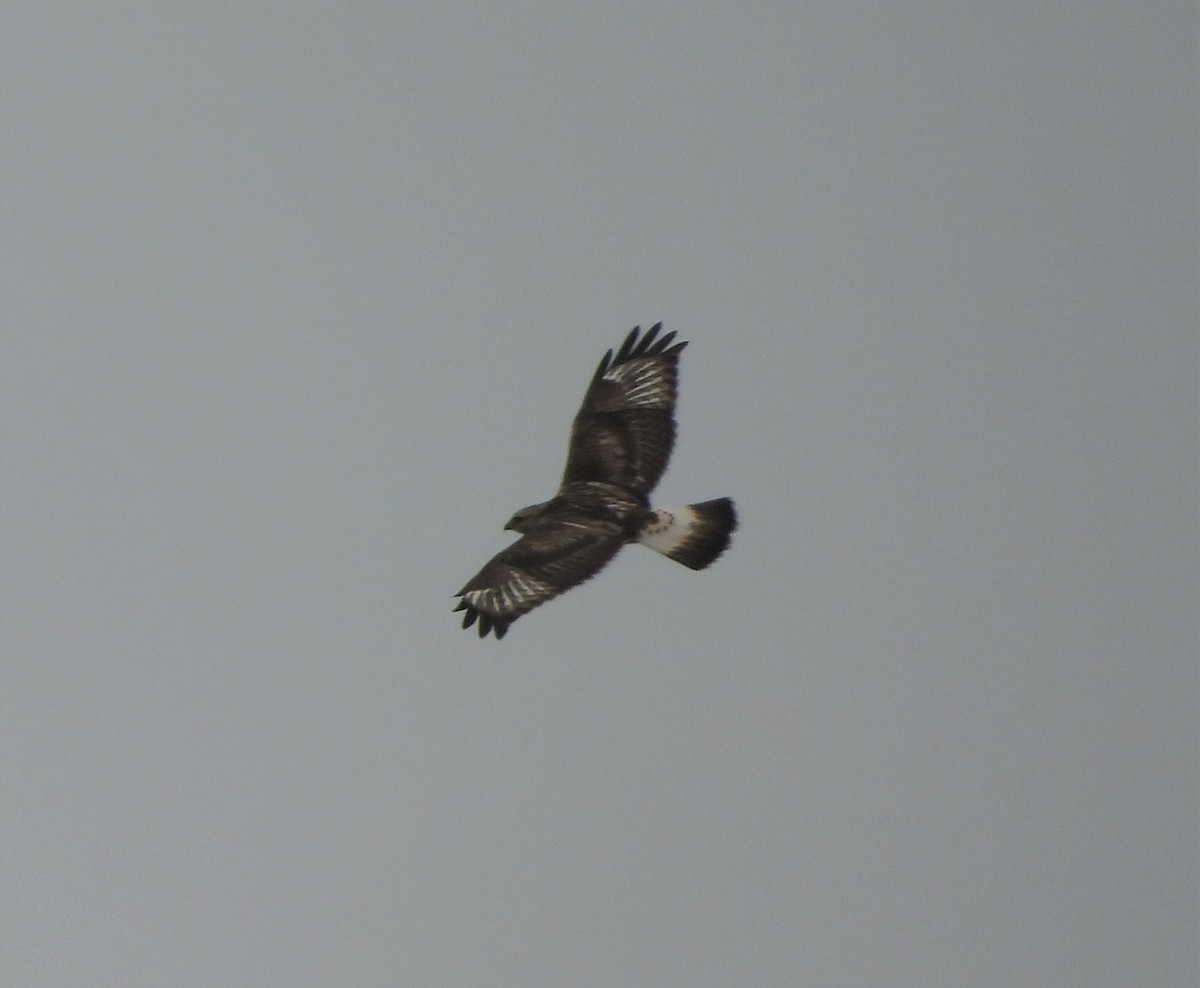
[{"left": 454, "top": 324, "right": 737, "bottom": 639}]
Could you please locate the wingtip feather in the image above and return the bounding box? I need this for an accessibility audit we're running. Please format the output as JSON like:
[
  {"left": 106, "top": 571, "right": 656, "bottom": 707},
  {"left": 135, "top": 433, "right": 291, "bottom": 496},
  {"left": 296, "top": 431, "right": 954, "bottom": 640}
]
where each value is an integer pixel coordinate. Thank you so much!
[
  {"left": 454, "top": 598, "right": 512, "bottom": 640},
  {"left": 607, "top": 323, "right": 690, "bottom": 366},
  {"left": 593, "top": 348, "right": 614, "bottom": 380},
  {"left": 615, "top": 326, "right": 640, "bottom": 363}
]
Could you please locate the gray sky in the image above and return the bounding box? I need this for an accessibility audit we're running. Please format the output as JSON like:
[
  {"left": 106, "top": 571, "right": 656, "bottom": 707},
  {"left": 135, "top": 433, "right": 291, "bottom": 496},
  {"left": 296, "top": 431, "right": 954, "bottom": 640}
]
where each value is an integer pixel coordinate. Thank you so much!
[{"left": 4, "top": 3, "right": 1196, "bottom": 986}]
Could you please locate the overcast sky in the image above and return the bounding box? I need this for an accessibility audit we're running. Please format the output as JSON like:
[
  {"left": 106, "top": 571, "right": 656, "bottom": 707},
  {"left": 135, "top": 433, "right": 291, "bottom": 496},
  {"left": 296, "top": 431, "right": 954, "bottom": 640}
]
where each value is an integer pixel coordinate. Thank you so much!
[{"left": 3, "top": 3, "right": 1196, "bottom": 986}]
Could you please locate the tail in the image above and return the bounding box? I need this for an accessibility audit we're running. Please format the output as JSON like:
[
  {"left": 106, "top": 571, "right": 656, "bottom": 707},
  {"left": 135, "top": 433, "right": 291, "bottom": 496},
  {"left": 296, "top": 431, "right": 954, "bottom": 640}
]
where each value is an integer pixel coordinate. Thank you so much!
[{"left": 637, "top": 498, "right": 737, "bottom": 570}]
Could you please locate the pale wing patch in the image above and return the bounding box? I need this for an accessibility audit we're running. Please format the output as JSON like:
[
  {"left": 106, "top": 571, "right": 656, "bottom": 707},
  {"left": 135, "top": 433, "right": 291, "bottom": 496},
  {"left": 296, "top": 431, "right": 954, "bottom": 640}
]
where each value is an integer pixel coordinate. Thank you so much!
[
  {"left": 603, "top": 359, "right": 673, "bottom": 409},
  {"left": 462, "top": 569, "right": 554, "bottom": 615}
]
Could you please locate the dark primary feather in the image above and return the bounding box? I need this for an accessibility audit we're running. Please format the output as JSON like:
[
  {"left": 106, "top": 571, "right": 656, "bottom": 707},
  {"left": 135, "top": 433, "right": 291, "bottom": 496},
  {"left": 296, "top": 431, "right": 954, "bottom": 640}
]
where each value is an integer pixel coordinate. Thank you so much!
[{"left": 561, "top": 323, "right": 686, "bottom": 496}]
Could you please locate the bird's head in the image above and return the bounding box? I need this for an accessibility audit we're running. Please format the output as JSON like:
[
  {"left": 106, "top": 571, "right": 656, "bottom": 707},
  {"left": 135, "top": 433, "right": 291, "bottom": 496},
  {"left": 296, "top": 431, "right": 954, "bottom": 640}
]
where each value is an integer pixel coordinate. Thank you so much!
[{"left": 504, "top": 501, "right": 550, "bottom": 533}]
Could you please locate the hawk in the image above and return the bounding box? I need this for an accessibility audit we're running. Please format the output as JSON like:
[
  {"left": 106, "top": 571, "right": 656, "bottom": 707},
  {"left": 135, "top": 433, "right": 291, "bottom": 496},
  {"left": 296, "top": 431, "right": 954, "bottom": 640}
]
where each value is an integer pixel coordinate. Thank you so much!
[{"left": 454, "top": 324, "right": 737, "bottom": 639}]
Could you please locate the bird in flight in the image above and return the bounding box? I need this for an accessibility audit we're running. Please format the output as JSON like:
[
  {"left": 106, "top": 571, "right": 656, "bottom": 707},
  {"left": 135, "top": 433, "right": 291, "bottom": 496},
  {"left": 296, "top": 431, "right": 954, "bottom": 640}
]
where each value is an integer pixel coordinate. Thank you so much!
[{"left": 454, "top": 324, "right": 737, "bottom": 639}]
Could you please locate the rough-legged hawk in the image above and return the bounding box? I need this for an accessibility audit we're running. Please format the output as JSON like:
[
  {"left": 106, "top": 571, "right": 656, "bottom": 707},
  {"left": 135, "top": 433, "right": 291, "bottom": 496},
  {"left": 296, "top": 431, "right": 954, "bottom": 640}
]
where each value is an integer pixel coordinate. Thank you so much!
[{"left": 454, "top": 324, "right": 737, "bottom": 639}]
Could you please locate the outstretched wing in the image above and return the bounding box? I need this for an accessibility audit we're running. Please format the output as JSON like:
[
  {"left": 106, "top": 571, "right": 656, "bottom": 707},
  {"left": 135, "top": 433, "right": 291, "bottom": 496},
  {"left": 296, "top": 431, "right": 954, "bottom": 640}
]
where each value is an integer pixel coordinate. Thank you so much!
[
  {"left": 560, "top": 324, "right": 687, "bottom": 496},
  {"left": 454, "top": 519, "right": 625, "bottom": 639}
]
